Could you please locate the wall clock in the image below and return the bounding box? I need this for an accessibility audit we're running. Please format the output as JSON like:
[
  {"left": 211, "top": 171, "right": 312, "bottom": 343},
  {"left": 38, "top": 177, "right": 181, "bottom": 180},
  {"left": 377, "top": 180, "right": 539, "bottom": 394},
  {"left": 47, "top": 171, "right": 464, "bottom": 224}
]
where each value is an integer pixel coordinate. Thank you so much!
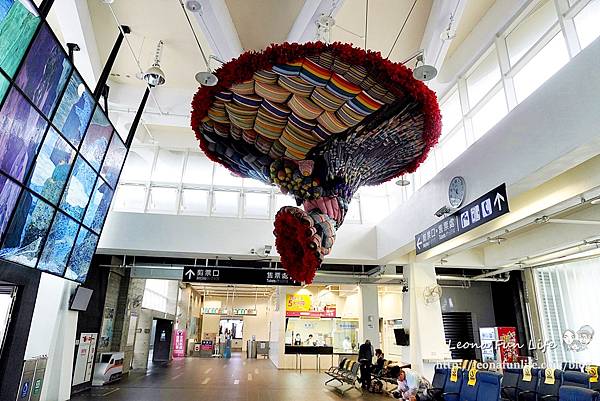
[{"left": 448, "top": 176, "right": 466, "bottom": 208}]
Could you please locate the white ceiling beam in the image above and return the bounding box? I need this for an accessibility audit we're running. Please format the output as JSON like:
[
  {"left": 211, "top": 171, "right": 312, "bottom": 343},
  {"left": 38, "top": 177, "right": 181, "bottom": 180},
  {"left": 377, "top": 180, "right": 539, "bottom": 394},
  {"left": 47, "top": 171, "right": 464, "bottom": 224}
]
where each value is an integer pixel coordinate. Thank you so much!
[
  {"left": 287, "top": 0, "right": 346, "bottom": 43},
  {"left": 51, "top": 0, "right": 103, "bottom": 88},
  {"left": 418, "top": 0, "right": 468, "bottom": 91},
  {"left": 192, "top": 0, "right": 243, "bottom": 62}
]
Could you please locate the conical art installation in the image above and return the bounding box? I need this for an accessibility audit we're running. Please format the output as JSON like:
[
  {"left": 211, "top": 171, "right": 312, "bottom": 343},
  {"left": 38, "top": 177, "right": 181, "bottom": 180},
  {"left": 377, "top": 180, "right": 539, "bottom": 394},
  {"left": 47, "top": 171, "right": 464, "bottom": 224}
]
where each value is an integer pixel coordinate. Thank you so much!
[{"left": 191, "top": 42, "right": 441, "bottom": 283}]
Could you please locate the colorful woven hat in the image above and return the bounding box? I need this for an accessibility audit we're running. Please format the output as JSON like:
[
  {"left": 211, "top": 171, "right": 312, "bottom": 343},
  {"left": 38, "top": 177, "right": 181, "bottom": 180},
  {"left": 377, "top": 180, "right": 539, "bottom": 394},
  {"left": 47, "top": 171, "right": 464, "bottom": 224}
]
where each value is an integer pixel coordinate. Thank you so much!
[
  {"left": 278, "top": 75, "right": 315, "bottom": 97},
  {"left": 299, "top": 58, "right": 332, "bottom": 87},
  {"left": 255, "top": 80, "right": 291, "bottom": 103},
  {"left": 326, "top": 73, "right": 362, "bottom": 100},
  {"left": 310, "top": 87, "right": 346, "bottom": 112},
  {"left": 272, "top": 60, "right": 303, "bottom": 77},
  {"left": 253, "top": 69, "right": 278, "bottom": 84},
  {"left": 231, "top": 80, "right": 255, "bottom": 95},
  {"left": 233, "top": 93, "right": 262, "bottom": 109},
  {"left": 288, "top": 94, "right": 323, "bottom": 120},
  {"left": 317, "top": 111, "right": 349, "bottom": 134}
]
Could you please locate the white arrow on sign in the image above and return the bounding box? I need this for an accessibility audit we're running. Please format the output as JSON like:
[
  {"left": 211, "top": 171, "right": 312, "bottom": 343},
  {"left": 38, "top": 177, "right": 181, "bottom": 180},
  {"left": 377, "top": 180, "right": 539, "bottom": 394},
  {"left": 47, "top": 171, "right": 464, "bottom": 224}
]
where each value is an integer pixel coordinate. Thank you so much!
[
  {"left": 494, "top": 192, "right": 506, "bottom": 211},
  {"left": 184, "top": 269, "right": 195, "bottom": 280},
  {"left": 416, "top": 236, "right": 423, "bottom": 250}
]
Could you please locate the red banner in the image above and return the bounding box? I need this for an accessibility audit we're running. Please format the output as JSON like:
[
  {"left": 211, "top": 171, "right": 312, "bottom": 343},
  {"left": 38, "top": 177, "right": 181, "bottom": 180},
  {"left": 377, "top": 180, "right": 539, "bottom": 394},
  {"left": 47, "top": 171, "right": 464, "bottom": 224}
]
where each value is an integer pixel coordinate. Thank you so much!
[
  {"left": 173, "top": 329, "right": 186, "bottom": 358},
  {"left": 286, "top": 308, "right": 336, "bottom": 318}
]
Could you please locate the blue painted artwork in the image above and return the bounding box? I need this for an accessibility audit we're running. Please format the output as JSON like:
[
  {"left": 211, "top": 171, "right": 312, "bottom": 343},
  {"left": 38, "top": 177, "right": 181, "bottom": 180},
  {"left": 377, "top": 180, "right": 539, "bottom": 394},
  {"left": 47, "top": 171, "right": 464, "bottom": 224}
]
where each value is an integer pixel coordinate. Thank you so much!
[
  {"left": 52, "top": 71, "right": 93, "bottom": 147},
  {"left": 0, "top": 72, "right": 8, "bottom": 104},
  {"left": 0, "top": 190, "right": 53, "bottom": 267},
  {"left": 0, "top": 172, "right": 21, "bottom": 239},
  {"left": 0, "top": 86, "right": 48, "bottom": 182},
  {"left": 65, "top": 226, "right": 98, "bottom": 282},
  {"left": 59, "top": 156, "right": 97, "bottom": 221},
  {"left": 100, "top": 133, "right": 127, "bottom": 188},
  {"left": 37, "top": 211, "right": 78, "bottom": 275},
  {"left": 0, "top": 0, "right": 39, "bottom": 78},
  {"left": 15, "top": 23, "right": 71, "bottom": 118},
  {"left": 83, "top": 177, "right": 113, "bottom": 233},
  {"left": 26, "top": 128, "right": 76, "bottom": 204},
  {"left": 80, "top": 106, "right": 112, "bottom": 171}
]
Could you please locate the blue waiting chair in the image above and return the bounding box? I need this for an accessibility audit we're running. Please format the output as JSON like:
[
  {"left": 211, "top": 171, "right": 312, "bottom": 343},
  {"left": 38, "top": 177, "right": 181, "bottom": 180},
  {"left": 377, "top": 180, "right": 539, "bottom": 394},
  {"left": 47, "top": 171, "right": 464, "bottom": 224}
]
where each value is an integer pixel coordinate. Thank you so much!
[
  {"left": 515, "top": 368, "right": 540, "bottom": 401},
  {"left": 502, "top": 368, "right": 523, "bottom": 401},
  {"left": 537, "top": 368, "right": 563, "bottom": 401},
  {"left": 477, "top": 371, "right": 502, "bottom": 401},
  {"left": 441, "top": 368, "right": 464, "bottom": 401},
  {"left": 428, "top": 366, "right": 449, "bottom": 400},
  {"left": 563, "top": 371, "right": 592, "bottom": 389},
  {"left": 459, "top": 370, "right": 480, "bottom": 401},
  {"left": 559, "top": 385, "right": 598, "bottom": 401}
]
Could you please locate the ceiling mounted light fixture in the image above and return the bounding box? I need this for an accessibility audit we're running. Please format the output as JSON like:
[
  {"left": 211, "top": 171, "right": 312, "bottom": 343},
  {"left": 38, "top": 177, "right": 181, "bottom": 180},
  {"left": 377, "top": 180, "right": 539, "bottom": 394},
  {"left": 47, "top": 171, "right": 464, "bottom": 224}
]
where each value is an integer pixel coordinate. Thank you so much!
[
  {"left": 185, "top": 0, "right": 201, "bottom": 12},
  {"left": 143, "top": 40, "right": 166, "bottom": 87},
  {"left": 413, "top": 53, "right": 438, "bottom": 81}
]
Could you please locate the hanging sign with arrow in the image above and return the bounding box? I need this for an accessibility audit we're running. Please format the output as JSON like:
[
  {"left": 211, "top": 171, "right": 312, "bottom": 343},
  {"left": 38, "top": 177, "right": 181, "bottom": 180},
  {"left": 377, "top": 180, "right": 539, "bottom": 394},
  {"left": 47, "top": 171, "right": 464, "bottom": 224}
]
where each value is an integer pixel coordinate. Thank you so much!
[{"left": 415, "top": 183, "right": 509, "bottom": 255}]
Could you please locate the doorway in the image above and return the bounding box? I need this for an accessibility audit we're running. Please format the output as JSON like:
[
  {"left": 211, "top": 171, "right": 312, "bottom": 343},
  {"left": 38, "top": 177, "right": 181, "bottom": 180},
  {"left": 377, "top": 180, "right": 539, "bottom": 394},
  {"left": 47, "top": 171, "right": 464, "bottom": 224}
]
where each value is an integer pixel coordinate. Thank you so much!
[
  {"left": 0, "top": 284, "right": 17, "bottom": 359},
  {"left": 152, "top": 318, "right": 173, "bottom": 363}
]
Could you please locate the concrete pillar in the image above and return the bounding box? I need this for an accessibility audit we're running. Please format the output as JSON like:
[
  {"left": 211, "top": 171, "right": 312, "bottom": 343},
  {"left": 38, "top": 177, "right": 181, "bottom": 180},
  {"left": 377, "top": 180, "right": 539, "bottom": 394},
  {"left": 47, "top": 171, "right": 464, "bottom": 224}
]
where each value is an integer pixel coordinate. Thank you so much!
[
  {"left": 402, "top": 263, "right": 450, "bottom": 377},
  {"left": 358, "top": 284, "right": 380, "bottom": 349}
]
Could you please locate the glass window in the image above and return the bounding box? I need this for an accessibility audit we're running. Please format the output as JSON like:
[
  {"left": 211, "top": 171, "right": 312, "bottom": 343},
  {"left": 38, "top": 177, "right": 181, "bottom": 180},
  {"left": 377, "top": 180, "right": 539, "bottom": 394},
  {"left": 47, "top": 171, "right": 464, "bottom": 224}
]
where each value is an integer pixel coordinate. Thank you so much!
[
  {"left": 0, "top": 0, "right": 40, "bottom": 78},
  {"left": 147, "top": 186, "right": 178, "bottom": 214},
  {"left": 345, "top": 198, "right": 361, "bottom": 223},
  {"left": 466, "top": 47, "right": 501, "bottom": 107},
  {"left": 244, "top": 177, "right": 272, "bottom": 190},
  {"left": 52, "top": 71, "right": 94, "bottom": 148},
  {"left": 112, "top": 184, "right": 147, "bottom": 212},
  {"left": 213, "top": 164, "right": 243, "bottom": 187},
  {"left": 506, "top": 0, "right": 558, "bottom": 66},
  {"left": 37, "top": 212, "right": 78, "bottom": 275},
  {"left": 183, "top": 152, "right": 213, "bottom": 185},
  {"left": 513, "top": 33, "right": 569, "bottom": 102},
  {"left": 120, "top": 147, "right": 155, "bottom": 182},
  {"left": 275, "top": 193, "right": 296, "bottom": 213},
  {"left": 180, "top": 188, "right": 210, "bottom": 215},
  {"left": 0, "top": 173, "right": 22, "bottom": 238},
  {"left": 440, "top": 88, "right": 462, "bottom": 137},
  {"left": 438, "top": 125, "right": 467, "bottom": 168},
  {"left": 83, "top": 178, "right": 114, "bottom": 232},
  {"left": 574, "top": 0, "right": 600, "bottom": 50},
  {"left": 143, "top": 279, "right": 169, "bottom": 312},
  {"left": 80, "top": 106, "right": 112, "bottom": 172},
  {"left": 471, "top": 89, "right": 508, "bottom": 140},
  {"left": 212, "top": 190, "right": 239, "bottom": 217},
  {"left": 244, "top": 192, "right": 270, "bottom": 218},
  {"left": 152, "top": 149, "right": 184, "bottom": 183}
]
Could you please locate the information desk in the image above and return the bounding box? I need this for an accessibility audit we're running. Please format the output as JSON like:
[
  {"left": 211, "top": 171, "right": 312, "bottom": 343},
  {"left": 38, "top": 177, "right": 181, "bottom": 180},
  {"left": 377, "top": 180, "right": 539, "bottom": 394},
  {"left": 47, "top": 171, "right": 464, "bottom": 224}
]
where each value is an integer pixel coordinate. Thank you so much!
[{"left": 285, "top": 345, "right": 333, "bottom": 372}]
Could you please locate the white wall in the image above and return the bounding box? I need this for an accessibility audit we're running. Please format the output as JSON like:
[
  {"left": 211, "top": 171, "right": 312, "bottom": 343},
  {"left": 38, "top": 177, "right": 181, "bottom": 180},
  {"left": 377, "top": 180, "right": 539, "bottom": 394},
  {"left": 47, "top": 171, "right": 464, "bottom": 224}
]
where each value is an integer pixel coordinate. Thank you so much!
[
  {"left": 99, "top": 212, "right": 377, "bottom": 262},
  {"left": 25, "top": 273, "right": 79, "bottom": 401},
  {"left": 379, "top": 291, "right": 404, "bottom": 360}
]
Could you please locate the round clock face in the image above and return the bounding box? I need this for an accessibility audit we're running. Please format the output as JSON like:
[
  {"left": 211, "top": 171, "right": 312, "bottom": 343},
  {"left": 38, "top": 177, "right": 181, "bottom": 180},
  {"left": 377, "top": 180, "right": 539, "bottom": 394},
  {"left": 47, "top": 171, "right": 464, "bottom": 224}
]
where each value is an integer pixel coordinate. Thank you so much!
[{"left": 448, "top": 176, "right": 466, "bottom": 208}]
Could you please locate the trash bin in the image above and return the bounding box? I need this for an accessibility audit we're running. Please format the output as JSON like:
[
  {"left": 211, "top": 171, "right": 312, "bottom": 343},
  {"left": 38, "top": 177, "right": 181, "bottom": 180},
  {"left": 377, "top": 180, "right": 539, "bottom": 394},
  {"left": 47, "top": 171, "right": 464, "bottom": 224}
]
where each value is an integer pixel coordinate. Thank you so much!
[{"left": 246, "top": 340, "right": 257, "bottom": 358}]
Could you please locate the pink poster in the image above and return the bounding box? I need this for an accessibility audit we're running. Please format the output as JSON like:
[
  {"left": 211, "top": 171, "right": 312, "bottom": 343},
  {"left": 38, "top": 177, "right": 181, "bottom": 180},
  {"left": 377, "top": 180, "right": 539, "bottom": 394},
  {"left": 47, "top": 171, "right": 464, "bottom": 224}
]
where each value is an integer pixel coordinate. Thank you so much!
[{"left": 173, "top": 329, "right": 186, "bottom": 358}]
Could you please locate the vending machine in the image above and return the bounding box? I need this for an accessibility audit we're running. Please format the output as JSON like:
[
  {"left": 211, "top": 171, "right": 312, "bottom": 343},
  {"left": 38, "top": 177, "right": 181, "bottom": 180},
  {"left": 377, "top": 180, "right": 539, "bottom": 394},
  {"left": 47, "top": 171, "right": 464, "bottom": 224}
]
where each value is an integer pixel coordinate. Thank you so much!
[{"left": 480, "top": 327, "right": 519, "bottom": 364}]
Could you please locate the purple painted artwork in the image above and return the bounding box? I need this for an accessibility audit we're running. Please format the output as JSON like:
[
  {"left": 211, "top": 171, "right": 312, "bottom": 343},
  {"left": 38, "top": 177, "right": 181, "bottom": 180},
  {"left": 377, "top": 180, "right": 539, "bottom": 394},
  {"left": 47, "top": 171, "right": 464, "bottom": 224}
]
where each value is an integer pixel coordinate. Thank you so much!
[
  {"left": 0, "top": 86, "right": 48, "bottom": 182},
  {"left": 100, "top": 132, "right": 127, "bottom": 188},
  {"left": 15, "top": 23, "right": 72, "bottom": 118},
  {"left": 80, "top": 105, "right": 112, "bottom": 171},
  {"left": 0, "top": 172, "right": 21, "bottom": 239}
]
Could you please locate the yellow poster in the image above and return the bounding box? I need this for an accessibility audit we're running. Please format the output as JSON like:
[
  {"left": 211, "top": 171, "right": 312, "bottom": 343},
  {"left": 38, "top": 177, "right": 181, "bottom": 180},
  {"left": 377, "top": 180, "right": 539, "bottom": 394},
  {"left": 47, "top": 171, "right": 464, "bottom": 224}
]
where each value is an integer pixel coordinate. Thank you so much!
[
  {"left": 286, "top": 294, "right": 311, "bottom": 312},
  {"left": 467, "top": 368, "right": 478, "bottom": 386},
  {"left": 450, "top": 366, "right": 459, "bottom": 382},
  {"left": 586, "top": 365, "right": 598, "bottom": 383},
  {"left": 523, "top": 366, "right": 532, "bottom": 382},
  {"left": 545, "top": 368, "right": 555, "bottom": 385}
]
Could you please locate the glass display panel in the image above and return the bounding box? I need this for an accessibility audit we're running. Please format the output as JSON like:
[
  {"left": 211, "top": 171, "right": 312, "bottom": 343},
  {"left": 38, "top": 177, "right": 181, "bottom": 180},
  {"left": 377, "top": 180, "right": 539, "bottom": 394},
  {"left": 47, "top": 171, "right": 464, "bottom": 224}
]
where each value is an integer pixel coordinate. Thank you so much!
[
  {"left": 65, "top": 226, "right": 98, "bottom": 282},
  {"left": 79, "top": 106, "right": 112, "bottom": 171},
  {"left": 0, "top": 172, "right": 21, "bottom": 238},
  {"left": 37, "top": 211, "right": 78, "bottom": 275},
  {"left": 26, "top": 127, "right": 75, "bottom": 204},
  {"left": 0, "top": 190, "right": 53, "bottom": 267},
  {"left": 0, "top": 86, "right": 47, "bottom": 182},
  {"left": 100, "top": 133, "right": 126, "bottom": 188},
  {"left": 574, "top": 0, "right": 600, "bottom": 50},
  {"left": 0, "top": 0, "right": 39, "bottom": 78},
  {"left": 59, "top": 156, "right": 96, "bottom": 221},
  {"left": 83, "top": 177, "right": 113, "bottom": 233},
  {"left": 15, "top": 23, "right": 71, "bottom": 118},
  {"left": 52, "top": 70, "right": 93, "bottom": 147},
  {"left": 180, "top": 188, "right": 209, "bottom": 215}
]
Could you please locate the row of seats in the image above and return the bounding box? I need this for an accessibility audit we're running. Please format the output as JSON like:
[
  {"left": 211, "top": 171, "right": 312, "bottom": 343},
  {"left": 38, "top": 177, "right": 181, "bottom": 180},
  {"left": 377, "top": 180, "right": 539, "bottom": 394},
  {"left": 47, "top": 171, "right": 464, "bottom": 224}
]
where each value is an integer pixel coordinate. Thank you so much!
[
  {"left": 324, "top": 358, "right": 361, "bottom": 394},
  {"left": 430, "top": 367, "right": 599, "bottom": 401}
]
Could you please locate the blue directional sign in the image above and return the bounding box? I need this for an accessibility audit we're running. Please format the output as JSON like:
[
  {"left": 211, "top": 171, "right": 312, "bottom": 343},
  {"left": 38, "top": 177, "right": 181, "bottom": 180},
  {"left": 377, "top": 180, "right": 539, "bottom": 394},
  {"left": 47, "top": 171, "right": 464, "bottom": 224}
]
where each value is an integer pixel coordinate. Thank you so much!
[
  {"left": 415, "top": 183, "right": 509, "bottom": 254},
  {"left": 21, "top": 381, "right": 30, "bottom": 399}
]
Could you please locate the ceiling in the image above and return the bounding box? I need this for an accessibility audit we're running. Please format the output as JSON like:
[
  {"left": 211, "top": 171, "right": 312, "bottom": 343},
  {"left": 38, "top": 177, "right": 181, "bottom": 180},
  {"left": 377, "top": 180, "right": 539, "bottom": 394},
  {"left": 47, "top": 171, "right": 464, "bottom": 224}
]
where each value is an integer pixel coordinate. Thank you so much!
[{"left": 446, "top": 0, "right": 496, "bottom": 58}]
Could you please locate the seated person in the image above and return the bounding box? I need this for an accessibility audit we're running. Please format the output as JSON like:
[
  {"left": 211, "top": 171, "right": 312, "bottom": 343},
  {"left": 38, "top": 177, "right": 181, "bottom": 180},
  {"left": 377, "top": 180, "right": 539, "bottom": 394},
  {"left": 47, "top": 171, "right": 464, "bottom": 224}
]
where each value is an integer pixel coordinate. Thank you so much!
[
  {"left": 372, "top": 349, "right": 385, "bottom": 375},
  {"left": 389, "top": 366, "right": 431, "bottom": 401}
]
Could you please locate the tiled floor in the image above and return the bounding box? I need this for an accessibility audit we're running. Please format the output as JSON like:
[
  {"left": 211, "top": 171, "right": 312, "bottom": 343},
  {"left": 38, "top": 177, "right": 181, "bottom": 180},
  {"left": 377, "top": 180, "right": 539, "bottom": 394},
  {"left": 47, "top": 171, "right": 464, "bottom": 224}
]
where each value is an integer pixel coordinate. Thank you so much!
[{"left": 71, "top": 354, "right": 388, "bottom": 401}]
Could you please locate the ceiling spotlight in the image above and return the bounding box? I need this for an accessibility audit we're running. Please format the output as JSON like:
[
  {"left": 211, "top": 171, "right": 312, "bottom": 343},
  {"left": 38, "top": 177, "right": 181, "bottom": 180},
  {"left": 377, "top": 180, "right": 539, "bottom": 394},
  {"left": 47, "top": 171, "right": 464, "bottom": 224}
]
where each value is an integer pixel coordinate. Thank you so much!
[
  {"left": 435, "top": 205, "right": 454, "bottom": 218},
  {"left": 395, "top": 177, "right": 410, "bottom": 186},
  {"left": 143, "top": 40, "right": 166, "bottom": 87},
  {"left": 195, "top": 71, "right": 218, "bottom": 86},
  {"left": 413, "top": 54, "right": 437, "bottom": 81},
  {"left": 185, "top": 0, "right": 201, "bottom": 12}
]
